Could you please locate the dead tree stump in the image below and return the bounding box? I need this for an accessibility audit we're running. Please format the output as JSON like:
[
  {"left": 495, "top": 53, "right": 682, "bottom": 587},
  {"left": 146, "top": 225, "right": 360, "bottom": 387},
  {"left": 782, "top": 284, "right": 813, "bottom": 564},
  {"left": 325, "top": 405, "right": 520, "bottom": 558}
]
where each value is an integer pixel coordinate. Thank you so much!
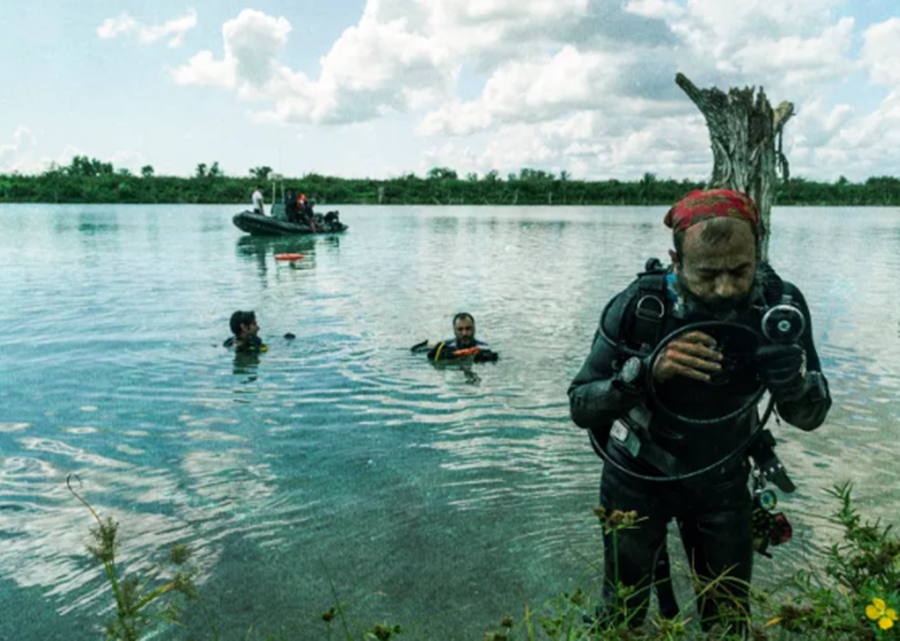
[{"left": 675, "top": 73, "right": 794, "bottom": 261}]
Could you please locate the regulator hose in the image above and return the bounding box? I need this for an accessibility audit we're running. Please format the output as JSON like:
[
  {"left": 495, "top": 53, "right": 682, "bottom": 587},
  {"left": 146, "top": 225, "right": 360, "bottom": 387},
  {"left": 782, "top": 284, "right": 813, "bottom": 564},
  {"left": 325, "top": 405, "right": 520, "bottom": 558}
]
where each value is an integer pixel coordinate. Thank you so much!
[{"left": 590, "top": 320, "right": 774, "bottom": 483}]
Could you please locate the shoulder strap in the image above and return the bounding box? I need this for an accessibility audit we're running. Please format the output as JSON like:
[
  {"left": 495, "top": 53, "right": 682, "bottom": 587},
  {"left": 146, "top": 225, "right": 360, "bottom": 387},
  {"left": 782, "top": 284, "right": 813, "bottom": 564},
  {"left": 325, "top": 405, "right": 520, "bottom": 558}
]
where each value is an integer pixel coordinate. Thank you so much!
[
  {"left": 630, "top": 258, "right": 669, "bottom": 351},
  {"left": 759, "top": 262, "right": 786, "bottom": 307}
]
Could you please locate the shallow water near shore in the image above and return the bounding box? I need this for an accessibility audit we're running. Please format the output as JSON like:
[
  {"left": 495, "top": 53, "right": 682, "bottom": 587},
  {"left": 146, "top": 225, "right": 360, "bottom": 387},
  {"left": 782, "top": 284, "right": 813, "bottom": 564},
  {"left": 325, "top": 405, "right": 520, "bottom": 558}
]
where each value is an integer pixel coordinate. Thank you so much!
[{"left": 0, "top": 203, "right": 898, "bottom": 639}]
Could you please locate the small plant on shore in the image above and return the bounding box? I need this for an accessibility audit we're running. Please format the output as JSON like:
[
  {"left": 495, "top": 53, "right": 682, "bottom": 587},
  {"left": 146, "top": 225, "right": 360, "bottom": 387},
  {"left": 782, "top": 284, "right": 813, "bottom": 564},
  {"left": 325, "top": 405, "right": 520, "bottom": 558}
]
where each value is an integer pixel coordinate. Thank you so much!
[
  {"left": 68, "top": 474, "right": 200, "bottom": 640},
  {"left": 758, "top": 481, "right": 900, "bottom": 639}
]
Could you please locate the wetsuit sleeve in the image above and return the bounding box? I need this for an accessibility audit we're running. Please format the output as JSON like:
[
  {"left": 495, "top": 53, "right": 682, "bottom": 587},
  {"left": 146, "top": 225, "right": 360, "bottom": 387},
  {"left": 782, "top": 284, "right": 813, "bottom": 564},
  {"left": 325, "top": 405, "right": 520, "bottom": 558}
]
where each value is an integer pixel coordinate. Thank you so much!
[
  {"left": 775, "top": 283, "right": 832, "bottom": 431},
  {"left": 427, "top": 342, "right": 448, "bottom": 361},
  {"left": 568, "top": 286, "right": 643, "bottom": 429}
]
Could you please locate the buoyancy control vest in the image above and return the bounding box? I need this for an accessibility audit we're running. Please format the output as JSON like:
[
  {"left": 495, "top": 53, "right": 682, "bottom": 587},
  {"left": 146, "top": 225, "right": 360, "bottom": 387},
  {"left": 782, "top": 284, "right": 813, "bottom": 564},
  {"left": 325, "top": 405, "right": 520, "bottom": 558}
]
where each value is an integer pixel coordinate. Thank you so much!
[{"left": 591, "top": 258, "right": 798, "bottom": 487}]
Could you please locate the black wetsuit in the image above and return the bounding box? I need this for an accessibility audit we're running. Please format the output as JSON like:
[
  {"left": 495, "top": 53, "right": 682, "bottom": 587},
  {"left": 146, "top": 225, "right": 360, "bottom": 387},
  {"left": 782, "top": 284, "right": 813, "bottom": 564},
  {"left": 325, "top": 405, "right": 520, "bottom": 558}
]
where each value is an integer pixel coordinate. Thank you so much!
[
  {"left": 426, "top": 339, "right": 499, "bottom": 363},
  {"left": 568, "top": 268, "right": 831, "bottom": 629},
  {"left": 223, "top": 335, "right": 266, "bottom": 353},
  {"left": 285, "top": 193, "right": 299, "bottom": 224}
]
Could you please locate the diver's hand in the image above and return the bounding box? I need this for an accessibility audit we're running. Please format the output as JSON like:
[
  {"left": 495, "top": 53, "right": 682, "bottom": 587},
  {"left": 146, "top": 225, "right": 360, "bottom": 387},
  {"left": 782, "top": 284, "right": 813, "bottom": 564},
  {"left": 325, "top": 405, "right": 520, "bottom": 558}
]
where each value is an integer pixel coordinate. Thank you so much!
[
  {"left": 651, "top": 331, "right": 723, "bottom": 383},
  {"left": 756, "top": 343, "right": 806, "bottom": 403}
]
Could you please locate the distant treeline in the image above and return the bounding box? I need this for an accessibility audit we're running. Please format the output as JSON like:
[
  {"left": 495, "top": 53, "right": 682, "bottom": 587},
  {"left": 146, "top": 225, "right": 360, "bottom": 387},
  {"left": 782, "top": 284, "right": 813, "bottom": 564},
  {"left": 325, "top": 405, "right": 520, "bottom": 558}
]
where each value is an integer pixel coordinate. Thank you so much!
[{"left": 2, "top": 156, "right": 900, "bottom": 206}]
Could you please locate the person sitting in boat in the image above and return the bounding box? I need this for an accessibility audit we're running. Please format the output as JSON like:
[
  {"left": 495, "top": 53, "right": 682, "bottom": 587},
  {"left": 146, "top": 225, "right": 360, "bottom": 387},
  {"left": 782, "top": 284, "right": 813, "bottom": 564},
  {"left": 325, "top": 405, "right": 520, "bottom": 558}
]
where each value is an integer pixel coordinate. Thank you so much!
[
  {"left": 411, "top": 312, "right": 498, "bottom": 362},
  {"left": 252, "top": 185, "right": 265, "bottom": 216},
  {"left": 297, "top": 193, "right": 317, "bottom": 228},
  {"left": 223, "top": 310, "right": 267, "bottom": 353},
  {"left": 296, "top": 193, "right": 309, "bottom": 215}
]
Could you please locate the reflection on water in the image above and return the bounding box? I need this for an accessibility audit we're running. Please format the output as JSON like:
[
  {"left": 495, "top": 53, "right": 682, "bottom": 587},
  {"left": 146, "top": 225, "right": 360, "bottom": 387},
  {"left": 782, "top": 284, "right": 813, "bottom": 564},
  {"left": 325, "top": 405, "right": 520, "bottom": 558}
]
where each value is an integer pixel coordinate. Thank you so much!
[
  {"left": 0, "top": 204, "right": 898, "bottom": 638},
  {"left": 236, "top": 234, "right": 318, "bottom": 283},
  {"left": 232, "top": 351, "right": 260, "bottom": 381}
]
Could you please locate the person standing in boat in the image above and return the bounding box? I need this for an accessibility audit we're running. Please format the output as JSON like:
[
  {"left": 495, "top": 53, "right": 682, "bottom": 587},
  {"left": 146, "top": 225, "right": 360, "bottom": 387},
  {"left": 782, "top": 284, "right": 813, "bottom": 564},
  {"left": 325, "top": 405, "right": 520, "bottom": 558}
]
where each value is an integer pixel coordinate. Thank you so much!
[
  {"left": 285, "top": 188, "right": 299, "bottom": 223},
  {"left": 252, "top": 185, "right": 265, "bottom": 216}
]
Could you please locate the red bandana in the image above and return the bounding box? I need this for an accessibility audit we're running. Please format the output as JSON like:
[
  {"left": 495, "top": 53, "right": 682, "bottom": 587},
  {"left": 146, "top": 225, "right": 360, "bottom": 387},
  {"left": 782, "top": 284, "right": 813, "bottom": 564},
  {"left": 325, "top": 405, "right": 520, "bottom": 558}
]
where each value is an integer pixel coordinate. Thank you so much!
[{"left": 664, "top": 189, "right": 763, "bottom": 237}]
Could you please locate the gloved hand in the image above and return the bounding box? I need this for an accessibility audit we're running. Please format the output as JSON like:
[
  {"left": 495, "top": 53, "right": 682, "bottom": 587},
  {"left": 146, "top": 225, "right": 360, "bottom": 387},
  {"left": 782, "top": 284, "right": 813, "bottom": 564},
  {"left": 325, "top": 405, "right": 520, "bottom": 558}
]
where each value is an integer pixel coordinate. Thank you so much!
[{"left": 755, "top": 344, "right": 807, "bottom": 403}]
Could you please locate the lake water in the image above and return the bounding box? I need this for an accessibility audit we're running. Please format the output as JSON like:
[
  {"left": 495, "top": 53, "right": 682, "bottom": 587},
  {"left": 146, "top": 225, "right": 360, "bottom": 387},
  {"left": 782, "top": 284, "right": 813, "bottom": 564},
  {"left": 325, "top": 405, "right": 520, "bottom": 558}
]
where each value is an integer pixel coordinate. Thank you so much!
[{"left": 0, "top": 204, "right": 898, "bottom": 639}]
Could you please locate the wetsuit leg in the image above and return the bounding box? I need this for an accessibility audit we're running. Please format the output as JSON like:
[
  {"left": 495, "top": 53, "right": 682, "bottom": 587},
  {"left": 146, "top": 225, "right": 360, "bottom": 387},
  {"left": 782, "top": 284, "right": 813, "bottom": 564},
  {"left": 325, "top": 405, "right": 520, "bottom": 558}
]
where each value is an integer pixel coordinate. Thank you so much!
[
  {"left": 678, "top": 475, "right": 753, "bottom": 633},
  {"left": 598, "top": 464, "right": 673, "bottom": 628}
]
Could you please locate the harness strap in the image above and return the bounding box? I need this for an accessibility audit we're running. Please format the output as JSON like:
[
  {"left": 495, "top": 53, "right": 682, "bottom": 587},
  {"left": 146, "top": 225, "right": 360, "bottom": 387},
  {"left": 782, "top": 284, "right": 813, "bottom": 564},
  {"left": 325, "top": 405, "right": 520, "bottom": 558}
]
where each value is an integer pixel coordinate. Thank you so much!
[{"left": 631, "top": 261, "right": 668, "bottom": 351}]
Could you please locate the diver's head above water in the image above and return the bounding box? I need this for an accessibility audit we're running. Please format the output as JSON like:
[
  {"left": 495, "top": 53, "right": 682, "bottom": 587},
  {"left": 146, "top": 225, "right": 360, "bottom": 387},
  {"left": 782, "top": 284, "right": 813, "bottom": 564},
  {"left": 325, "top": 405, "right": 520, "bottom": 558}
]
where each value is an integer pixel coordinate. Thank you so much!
[
  {"left": 452, "top": 312, "right": 476, "bottom": 348},
  {"left": 230, "top": 310, "right": 259, "bottom": 339},
  {"left": 665, "top": 189, "right": 764, "bottom": 320}
]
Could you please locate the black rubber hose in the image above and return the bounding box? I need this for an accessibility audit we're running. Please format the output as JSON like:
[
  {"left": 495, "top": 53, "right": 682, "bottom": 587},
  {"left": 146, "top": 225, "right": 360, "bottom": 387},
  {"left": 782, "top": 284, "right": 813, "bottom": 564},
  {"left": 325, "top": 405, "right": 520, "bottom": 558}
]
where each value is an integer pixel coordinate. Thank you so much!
[
  {"left": 589, "top": 320, "right": 774, "bottom": 483},
  {"left": 645, "top": 321, "right": 767, "bottom": 428}
]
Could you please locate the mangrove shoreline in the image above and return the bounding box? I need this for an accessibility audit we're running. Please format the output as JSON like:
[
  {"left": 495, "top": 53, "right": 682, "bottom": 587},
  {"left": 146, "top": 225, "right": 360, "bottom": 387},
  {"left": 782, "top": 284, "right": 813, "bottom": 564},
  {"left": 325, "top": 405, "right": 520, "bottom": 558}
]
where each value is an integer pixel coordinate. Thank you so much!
[{"left": 3, "top": 158, "right": 900, "bottom": 207}]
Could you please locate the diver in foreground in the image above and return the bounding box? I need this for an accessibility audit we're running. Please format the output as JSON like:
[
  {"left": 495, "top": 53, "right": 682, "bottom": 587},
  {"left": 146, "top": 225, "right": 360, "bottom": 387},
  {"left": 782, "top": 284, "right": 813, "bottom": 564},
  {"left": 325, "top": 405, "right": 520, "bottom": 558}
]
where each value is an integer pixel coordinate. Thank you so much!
[{"left": 568, "top": 189, "right": 831, "bottom": 632}]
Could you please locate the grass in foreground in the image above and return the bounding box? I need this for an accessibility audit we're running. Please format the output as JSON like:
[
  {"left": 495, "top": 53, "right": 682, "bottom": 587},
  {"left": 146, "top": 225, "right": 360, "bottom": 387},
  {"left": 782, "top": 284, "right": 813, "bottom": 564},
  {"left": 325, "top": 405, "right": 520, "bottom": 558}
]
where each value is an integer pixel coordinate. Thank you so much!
[{"left": 71, "top": 479, "right": 900, "bottom": 639}]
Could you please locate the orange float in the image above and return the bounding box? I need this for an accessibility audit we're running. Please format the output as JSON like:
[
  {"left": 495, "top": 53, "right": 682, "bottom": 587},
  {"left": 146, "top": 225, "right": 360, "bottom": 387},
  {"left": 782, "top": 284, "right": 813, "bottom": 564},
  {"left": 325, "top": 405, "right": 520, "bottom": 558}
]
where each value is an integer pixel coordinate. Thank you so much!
[{"left": 275, "top": 253, "right": 304, "bottom": 261}]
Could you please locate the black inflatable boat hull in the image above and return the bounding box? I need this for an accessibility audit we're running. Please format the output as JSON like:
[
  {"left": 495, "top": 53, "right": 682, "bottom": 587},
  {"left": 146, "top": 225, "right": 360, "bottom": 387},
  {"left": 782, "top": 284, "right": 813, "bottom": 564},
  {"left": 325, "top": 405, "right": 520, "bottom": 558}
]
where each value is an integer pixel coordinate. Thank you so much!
[{"left": 232, "top": 211, "right": 348, "bottom": 236}]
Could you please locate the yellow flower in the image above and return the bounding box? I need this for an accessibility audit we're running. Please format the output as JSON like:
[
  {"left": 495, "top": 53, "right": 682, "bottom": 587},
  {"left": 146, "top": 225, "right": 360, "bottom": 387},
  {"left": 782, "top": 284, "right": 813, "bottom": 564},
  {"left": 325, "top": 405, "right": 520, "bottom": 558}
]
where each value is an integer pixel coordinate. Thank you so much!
[{"left": 866, "top": 597, "right": 898, "bottom": 630}]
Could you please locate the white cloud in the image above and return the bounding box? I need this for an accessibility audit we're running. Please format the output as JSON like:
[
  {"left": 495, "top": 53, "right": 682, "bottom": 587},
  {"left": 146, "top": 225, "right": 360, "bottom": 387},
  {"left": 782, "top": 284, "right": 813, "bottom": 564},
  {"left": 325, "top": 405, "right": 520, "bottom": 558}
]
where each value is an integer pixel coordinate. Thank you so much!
[
  {"left": 861, "top": 17, "right": 900, "bottom": 88},
  {"left": 97, "top": 14, "right": 137, "bottom": 40},
  {"left": 0, "top": 127, "right": 36, "bottom": 173},
  {"left": 170, "top": 50, "right": 235, "bottom": 87},
  {"left": 159, "top": 0, "right": 900, "bottom": 180},
  {"left": 624, "top": 0, "right": 684, "bottom": 21},
  {"left": 415, "top": 0, "right": 864, "bottom": 179},
  {"left": 171, "top": 10, "right": 290, "bottom": 89},
  {"left": 97, "top": 10, "right": 197, "bottom": 48},
  {"left": 423, "top": 110, "right": 712, "bottom": 180},
  {"left": 171, "top": 1, "right": 679, "bottom": 131},
  {"left": 418, "top": 46, "right": 619, "bottom": 136},
  {"left": 729, "top": 17, "right": 855, "bottom": 88},
  {"left": 417, "top": 44, "right": 688, "bottom": 137},
  {"left": 173, "top": 7, "right": 454, "bottom": 125},
  {"left": 669, "top": 0, "right": 851, "bottom": 89}
]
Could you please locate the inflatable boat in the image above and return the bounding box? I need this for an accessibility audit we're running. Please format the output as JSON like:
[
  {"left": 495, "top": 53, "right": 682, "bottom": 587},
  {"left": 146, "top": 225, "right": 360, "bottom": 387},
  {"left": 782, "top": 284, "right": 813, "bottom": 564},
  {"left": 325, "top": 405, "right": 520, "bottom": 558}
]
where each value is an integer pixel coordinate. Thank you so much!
[{"left": 232, "top": 209, "right": 348, "bottom": 236}]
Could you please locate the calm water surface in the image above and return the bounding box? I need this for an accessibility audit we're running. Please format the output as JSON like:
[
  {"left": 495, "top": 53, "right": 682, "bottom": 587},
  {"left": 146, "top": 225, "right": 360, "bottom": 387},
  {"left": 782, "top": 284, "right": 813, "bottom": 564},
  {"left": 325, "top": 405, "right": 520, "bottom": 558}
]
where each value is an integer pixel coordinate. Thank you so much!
[{"left": 0, "top": 204, "right": 898, "bottom": 639}]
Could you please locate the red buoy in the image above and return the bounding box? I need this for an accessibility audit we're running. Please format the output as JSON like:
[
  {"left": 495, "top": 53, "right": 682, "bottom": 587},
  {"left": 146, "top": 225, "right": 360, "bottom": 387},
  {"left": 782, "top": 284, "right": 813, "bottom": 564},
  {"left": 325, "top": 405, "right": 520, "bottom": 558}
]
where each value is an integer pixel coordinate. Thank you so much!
[{"left": 275, "top": 253, "right": 304, "bottom": 261}]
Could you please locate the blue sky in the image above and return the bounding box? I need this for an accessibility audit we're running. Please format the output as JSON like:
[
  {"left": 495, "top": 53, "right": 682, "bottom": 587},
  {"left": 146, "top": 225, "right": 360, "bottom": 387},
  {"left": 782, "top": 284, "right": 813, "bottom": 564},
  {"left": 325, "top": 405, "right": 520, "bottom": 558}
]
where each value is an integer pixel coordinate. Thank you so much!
[{"left": 2, "top": 1, "right": 899, "bottom": 181}]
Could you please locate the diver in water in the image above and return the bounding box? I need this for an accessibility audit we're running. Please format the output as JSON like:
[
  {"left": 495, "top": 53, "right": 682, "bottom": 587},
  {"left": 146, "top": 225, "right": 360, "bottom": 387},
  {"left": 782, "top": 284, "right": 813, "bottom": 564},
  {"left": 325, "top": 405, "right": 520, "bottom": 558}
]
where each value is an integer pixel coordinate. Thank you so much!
[
  {"left": 414, "top": 312, "right": 499, "bottom": 363},
  {"left": 568, "top": 189, "right": 831, "bottom": 632},
  {"left": 223, "top": 310, "right": 267, "bottom": 353}
]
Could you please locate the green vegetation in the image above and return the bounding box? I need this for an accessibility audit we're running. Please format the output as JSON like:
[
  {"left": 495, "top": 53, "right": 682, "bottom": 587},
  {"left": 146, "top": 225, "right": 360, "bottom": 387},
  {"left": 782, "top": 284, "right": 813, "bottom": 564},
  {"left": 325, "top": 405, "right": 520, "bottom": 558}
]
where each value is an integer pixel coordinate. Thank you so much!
[
  {"left": 68, "top": 474, "right": 200, "bottom": 640},
  {"left": 71, "top": 478, "right": 900, "bottom": 639},
  {"left": 3, "top": 157, "right": 900, "bottom": 206}
]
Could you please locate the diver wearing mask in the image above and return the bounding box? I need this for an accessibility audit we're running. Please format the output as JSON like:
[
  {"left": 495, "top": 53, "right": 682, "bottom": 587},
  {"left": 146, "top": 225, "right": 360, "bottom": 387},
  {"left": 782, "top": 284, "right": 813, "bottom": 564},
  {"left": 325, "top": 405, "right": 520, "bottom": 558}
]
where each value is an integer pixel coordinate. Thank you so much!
[{"left": 568, "top": 189, "right": 831, "bottom": 632}]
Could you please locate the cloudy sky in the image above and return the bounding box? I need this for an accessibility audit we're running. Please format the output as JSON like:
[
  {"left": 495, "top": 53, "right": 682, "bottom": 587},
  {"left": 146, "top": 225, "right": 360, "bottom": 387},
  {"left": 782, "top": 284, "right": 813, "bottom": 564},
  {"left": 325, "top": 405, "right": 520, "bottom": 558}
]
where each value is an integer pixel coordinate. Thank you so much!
[{"left": 1, "top": 0, "right": 899, "bottom": 181}]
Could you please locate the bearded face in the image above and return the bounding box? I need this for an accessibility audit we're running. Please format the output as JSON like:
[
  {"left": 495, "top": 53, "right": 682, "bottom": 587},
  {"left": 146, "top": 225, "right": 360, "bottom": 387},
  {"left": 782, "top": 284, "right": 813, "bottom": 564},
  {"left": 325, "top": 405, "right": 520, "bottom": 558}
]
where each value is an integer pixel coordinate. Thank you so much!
[
  {"left": 454, "top": 316, "right": 476, "bottom": 348},
  {"left": 671, "top": 218, "right": 761, "bottom": 321},
  {"left": 675, "top": 268, "right": 767, "bottom": 321}
]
